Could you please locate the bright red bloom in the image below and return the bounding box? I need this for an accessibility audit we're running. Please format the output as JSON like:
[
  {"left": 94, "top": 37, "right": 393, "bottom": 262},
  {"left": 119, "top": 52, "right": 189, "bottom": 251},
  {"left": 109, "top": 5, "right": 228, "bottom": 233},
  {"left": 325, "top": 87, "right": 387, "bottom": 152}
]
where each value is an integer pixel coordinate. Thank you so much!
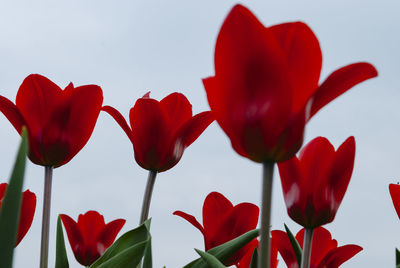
[
  {"left": 236, "top": 239, "right": 278, "bottom": 268},
  {"left": 0, "top": 74, "right": 103, "bottom": 167},
  {"left": 174, "top": 192, "right": 259, "bottom": 266},
  {"left": 203, "top": 4, "right": 377, "bottom": 163},
  {"left": 278, "top": 136, "right": 356, "bottom": 228},
  {"left": 272, "top": 227, "right": 362, "bottom": 268},
  {"left": 389, "top": 184, "right": 400, "bottom": 219},
  {"left": 60, "top": 211, "right": 125, "bottom": 266},
  {"left": 102, "top": 92, "right": 214, "bottom": 172},
  {"left": 0, "top": 183, "right": 36, "bottom": 246}
]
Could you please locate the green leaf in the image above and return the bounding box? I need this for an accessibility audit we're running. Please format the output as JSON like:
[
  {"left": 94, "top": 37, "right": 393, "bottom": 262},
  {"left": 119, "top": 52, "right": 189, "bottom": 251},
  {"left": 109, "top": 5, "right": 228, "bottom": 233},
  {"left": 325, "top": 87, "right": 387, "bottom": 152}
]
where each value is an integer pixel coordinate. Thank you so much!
[
  {"left": 142, "top": 221, "right": 152, "bottom": 268},
  {"left": 90, "top": 219, "right": 151, "bottom": 268},
  {"left": 249, "top": 248, "right": 258, "bottom": 268},
  {"left": 96, "top": 241, "right": 148, "bottom": 268},
  {"left": 0, "top": 128, "right": 28, "bottom": 268},
  {"left": 396, "top": 248, "right": 400, "bottom": 267},
  {"left": 184, "top": 229, "right": 259, "bottom": 268},
  {"left": 284, "top": 224, "right": 302, "bottom": 266},
  {"left": 195, "top": 249, "right": 227, "bottom": 268},
  {"left": 55, "top": 215, "right": 69, "bottom": 268}
]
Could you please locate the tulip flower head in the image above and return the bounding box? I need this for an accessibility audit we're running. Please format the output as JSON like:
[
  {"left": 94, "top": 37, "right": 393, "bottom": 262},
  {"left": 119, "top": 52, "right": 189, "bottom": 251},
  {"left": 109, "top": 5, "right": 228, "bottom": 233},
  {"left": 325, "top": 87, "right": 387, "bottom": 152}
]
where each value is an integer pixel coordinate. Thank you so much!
[
  {"left": 0, "top": 74, "right": 103, "bottom": 167},
  {"left": 0, "top": 183, "right": 36, "bottom": 246},
  {"left": 174, "top": 192, "right": 259, "bottom": 266},
  {"left": 102, "top": 92, "right": 214, "bottom": 172},
  {"left": 278, "top": 136, "right": 356, "bottom": 228},
  {"left": 272, "top": 227, "right": 362, "bottom": 268},
  {"left": 389, "top": 184, "right": 400, "bottom": 220},
  {"left": 203, "top": 4, "right": 377, "bottom": 163},
  {"left": 60, "top": 211, "right": 125, "bottom": 266}
]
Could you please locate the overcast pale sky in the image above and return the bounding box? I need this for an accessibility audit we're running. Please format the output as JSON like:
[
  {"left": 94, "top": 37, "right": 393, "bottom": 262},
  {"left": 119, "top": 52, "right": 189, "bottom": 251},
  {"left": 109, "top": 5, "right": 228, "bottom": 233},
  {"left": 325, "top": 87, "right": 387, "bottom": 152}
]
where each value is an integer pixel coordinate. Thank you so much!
[{"left": 0, "top": 0, "right": 398, "bottom": 267}]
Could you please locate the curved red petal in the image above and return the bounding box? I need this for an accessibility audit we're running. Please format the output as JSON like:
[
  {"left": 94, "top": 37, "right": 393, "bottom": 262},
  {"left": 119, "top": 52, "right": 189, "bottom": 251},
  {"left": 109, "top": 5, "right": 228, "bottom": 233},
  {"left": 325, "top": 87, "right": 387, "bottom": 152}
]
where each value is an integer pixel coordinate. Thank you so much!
[
  {"left": 270, "top": 22, "right": 322, "bottom": 113},
  {"left": 60, "top": 214, "right": 83, "bottom": 253},
  {"left": 235, "top": 240, "right": 259, "bottom": 268},
  {"left": 309, "top": 62, "right": 378, "bottom": 120},
  {"left": 16, "top": 190, "right": 36, "bottom": 246},
  {"left": 0, "top": 96, "right": 26, "bottom": 134},
  {"left": 0, "top": 183, "right": 7, "bottom": 199},
  {"left": 389, "top": 184, "right": 400, "bottom": 220},
  {"left": 101, "top": 105, "right": 134, "bottom": 143},
  {"left": 77, "top": 211, "right": 106, "bottom": 246},
  {"left": 271, "top": 230, "right": 298, "bottom": 268},
  {"left": 177, "top": 111, "right": 214, "bottom": 148},
  {"left": 159, "top": 93, "right": 192, "bottom": 134},
  {"left": 173, "top": 211, "right": 205, "bottom": 236},
  {"left": 130, "top": 97, "right": 170, "bottom": 171},
  {"left": 202, "top": 192, "right": 233, "bottom": 245},
  {"left": 98, "top": 219, "right": 126, "bottom": 249},
  {"left": 317, "top": 244, "right": 362, "bottom": 268},
  {"left": 56, "top": 84, "right": 103, "bottom": 167}
]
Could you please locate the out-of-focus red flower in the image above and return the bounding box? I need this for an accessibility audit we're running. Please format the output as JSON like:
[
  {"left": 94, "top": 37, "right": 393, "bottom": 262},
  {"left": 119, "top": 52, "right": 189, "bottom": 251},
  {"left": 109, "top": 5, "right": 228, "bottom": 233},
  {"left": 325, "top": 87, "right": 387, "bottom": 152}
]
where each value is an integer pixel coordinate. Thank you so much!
[
  {"left": 278, "top": 136, "right": 356, "bottom": 228},
  {"left": 174, "top": 192, "right": 259, "bottom": 266},
  {"left": 60, "top": 211, "right": 125, "bottom": 266},
  {"left": 203, "top": 4, "right": 377, "bottom": 163},
  {"left": 0, "top": 74, "right": 103, "bottom": 167},
  {"left": 272, "top": 227, "right": 362, "bottom": 268},
  {"left": 389, "top": 184, "right": 400, "bottom": 219},
  {"left": 0, "top": 183, "right": 36, "bottom": 246},
  {"left": 236, "top": 239, "right": 278, "bottom": 268},
  {"left": 102, "top": 92, "right": 213, "bottom": 172}
]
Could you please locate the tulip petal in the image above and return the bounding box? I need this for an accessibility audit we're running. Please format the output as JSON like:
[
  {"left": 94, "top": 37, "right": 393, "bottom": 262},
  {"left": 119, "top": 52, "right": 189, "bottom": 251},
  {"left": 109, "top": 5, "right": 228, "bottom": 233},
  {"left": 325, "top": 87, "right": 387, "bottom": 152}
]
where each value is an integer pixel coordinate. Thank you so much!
[
  {"left": 173, "top": 211, "right": 205, "bottom": 236},
  {"left": 270, "top": 22, "right": 322, "bottom": 113},
  {"left": 317, "top": 245, "right": 362, "bottom": 268},
  {"left": 77, "top": 211, "right": 106, "bottom": 246},
  {"left": 271, "top": 230, "right": 298, "bottom": 268},
  {"left": 177, "top": 111, "right": 214, "bottom": 148},
  {"left": 389, "top": 184, "right": 400, "bottom": 220},
  {"left": 130, "top": 97, "right": 170, "bottom": 170},
  {"left": 60, "top": 214, "right": 83, "bottom": 252},
  {"left": 0, "top": 96, "right": 26, "bottom": 134},
  {"left": 202, "top": 192, "right": 233, "bottom": 244},
  {"left": 309, "top": 62, "right": 378, "bottom": 119},
  {"left": 160, "top": 93, "right": 192, "bottom": 134},
  {"left": 98, "top": 219, "right": 126, "bottom": 249},
  {"left": 16, "top": 190, "right": 36, "bottom": 245},
  {"left": 102, "top": 105, "right": 134, "bottom": 143}
]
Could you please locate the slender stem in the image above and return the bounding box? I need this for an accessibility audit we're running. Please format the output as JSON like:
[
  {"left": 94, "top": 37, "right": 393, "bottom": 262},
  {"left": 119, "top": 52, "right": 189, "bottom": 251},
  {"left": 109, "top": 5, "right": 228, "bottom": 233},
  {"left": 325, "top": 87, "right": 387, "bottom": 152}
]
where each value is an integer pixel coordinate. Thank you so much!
[
  {"left": 139, "top": 170, "right": 157, "bottom": 224},
  {"left": 258, "top": 162, "right": 275, "bottom": 268},
  {"left": 300, "top": 228, "right": 314, "bottom": 268},
  {"left": 40, "top": 166, "right": 53, "bottom": 268}
]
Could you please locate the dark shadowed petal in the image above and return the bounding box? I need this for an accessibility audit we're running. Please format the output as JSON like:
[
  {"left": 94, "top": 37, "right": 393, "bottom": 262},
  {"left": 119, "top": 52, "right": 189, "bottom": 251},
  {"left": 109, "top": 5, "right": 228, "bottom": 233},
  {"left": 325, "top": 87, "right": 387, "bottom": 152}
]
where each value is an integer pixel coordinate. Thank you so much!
[
  {"left": 129, "top": 97, "right": 170, "bottom": 170},
  {"left": 271, "top": 230, "right": 298, "bottom": 268},
  {"left": 57, "top": 85, "right": 103, "bottom": 167},
  {"left": 60, "top": 214, "right": 83, "bottom": 253},
  {"left": 0, "top": 96, "right": 26, "bottom": 133},
  {"left": 102, "top": 106, "right": 134, "bottom": 143},
  {"left": 309, "top": 62, "right": 378, "bottom": 120},
  {"left": 16, "top": 190, "right": 36, "bottom": 246},
  {"left": 317, "top": 245, "right": 362, "bottom": 268},
  {"left": 98, "top": 219, "right": 126, "bottom": 248},
  {"left": 173, "top": 211, "right": 205, "bottom": 235},
  {"left": 202, "top": 192, "right": 233, "bottom": 244},
  {"left": 389, "top": 184, "right": 400, "bottom": 220},
  {"left": 160, "top": 93, "right": 192, "bottom": 134},
  {"left": 270, "top": 22, "right": 322, "bottom": 113}
]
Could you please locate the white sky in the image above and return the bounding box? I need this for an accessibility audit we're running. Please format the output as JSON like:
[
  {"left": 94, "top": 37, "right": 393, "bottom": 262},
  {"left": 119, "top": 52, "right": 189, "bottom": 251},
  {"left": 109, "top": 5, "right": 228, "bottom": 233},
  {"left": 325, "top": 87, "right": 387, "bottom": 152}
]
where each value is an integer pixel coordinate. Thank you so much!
[{"left": 0, "top": 0, "right": 398, "bottom": 267}]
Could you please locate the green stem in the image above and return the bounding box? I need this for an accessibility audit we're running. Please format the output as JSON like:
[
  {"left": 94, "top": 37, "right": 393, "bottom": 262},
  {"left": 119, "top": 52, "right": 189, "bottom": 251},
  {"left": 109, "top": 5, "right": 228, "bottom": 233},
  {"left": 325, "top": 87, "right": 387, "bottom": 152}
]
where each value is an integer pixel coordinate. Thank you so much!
[
  {"left": 300, "top": 228, "right": 314, "bottom": 268},
  {"left": 40, "top": 166, "right": 53, "bottom": 268},
  {"left": 258, "top": 162, "right": 275, "bottom": 268},
  {"left": 139, "top": 170, "right": 157, "bottom": 224}
]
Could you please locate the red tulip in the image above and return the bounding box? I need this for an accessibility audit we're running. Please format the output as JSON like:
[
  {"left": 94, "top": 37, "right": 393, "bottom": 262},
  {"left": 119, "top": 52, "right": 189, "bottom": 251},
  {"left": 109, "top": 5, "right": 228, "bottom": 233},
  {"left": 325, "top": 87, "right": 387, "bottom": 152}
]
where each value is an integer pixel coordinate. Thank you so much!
[
  {"left": 278, "top": 136, "right": 355, "bottom": 228},
  {"left": 0, "top": 74, "right": 103, "bottom": 167},
  {"left": 236, "top": 239, "right": 278, "bottom": 268},
  {"left": 60, "top": 211, "right": 125, "bottom": 266},
  {"left": 174, "top": 192, "right": 259, "bottom": 266},
  {"left": 0, "top": 183, "right": 36, "bottom": 246},
  {"left": 389, "top": 184, "right": 400, "bottom": 219},
  {"left": 203, "top": 4, "right": 377, "bottom": 163},
  {"left": 102, "top": 92, "right": 213, "bottom": 172},
  {"left": 272, "top": 227, "right": 362, "bottom": 268}
]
